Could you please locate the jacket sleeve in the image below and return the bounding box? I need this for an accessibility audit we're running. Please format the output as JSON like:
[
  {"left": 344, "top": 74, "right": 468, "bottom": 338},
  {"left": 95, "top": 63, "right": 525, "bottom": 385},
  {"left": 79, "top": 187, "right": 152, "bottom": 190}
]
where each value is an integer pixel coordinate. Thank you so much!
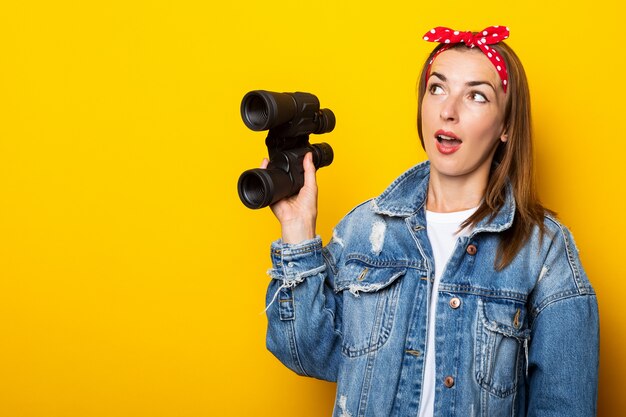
[
  {"left": 265, "top": 233, "right": 344, "bottom": 382},
  {"left": 526, "top": 225, "right": 599, "bottom": 416}
]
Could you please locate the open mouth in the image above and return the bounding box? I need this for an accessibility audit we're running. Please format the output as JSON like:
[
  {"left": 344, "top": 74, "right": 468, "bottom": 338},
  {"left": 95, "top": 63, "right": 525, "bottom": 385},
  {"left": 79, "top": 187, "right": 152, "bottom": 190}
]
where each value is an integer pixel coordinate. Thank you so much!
[
  {"left": 436, "top": 133, "right": 462, "bottom": 147},
  {"left": 434, "top": 130, "right": 462, "bottom": 154}
]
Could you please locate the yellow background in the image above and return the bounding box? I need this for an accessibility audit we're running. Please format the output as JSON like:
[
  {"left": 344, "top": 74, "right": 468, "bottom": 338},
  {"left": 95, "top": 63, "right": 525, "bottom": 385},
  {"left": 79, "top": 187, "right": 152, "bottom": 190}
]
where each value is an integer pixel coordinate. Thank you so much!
[{"left": 1, "top": 1, "right": 623, "bottom": 416}]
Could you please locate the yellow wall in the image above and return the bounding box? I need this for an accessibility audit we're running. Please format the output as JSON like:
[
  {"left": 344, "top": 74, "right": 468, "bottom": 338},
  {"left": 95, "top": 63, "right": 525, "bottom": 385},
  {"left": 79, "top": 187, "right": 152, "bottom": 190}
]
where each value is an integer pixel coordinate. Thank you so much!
[{"left": 0, "top": 1, "right": 623, "bottom": 416}]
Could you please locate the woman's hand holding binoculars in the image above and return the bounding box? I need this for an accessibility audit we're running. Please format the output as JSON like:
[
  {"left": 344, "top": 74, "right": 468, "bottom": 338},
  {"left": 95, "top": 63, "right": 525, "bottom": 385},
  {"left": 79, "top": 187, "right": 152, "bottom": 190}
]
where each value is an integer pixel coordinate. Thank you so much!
[{"left": 260, "top": 152, "right": 318, "bottom": 244}]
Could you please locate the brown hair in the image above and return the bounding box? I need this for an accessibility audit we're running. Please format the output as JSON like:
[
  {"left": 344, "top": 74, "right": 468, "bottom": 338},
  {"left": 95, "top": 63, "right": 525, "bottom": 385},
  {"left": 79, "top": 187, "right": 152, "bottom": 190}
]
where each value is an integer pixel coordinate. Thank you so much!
[{"left": 417, "top": 41, "right": 551, "bottom": 270}]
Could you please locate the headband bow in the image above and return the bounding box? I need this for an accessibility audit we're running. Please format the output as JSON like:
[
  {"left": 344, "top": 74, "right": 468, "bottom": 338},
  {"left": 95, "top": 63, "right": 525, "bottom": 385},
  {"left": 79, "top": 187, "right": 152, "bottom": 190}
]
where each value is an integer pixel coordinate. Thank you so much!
[{"left": 423, "top": 26, "right": 510, "bottom": 93}]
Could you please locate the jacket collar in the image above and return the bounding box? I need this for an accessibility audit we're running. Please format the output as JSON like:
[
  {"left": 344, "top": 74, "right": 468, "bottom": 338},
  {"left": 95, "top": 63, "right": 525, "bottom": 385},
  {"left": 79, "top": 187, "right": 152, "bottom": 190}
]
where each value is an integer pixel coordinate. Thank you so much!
[{"left": 371, "top": 160, "right": 516, "bottom": 233}]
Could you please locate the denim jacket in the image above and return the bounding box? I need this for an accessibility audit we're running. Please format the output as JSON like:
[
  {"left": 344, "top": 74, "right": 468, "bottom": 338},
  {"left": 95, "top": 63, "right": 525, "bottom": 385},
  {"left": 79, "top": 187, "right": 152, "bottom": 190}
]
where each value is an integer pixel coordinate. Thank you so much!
[{"left": 266, "top": 161, "right": 599, "bottom": 417}]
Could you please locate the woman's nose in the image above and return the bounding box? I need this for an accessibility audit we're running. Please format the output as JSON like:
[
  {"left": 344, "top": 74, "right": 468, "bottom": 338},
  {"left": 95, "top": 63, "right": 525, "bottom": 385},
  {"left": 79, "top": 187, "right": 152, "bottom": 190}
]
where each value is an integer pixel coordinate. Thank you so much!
[{"left": 440, "top": 96, "right": 459, "bottom": 122}]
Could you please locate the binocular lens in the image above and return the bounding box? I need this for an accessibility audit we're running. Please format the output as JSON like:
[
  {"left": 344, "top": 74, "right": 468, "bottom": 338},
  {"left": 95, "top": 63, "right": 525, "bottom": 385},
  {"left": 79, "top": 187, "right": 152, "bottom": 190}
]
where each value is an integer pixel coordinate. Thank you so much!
[
  {"left": 242, "top": 95, "right": 270, "bottom": 131},
  {"left": 238, "top": 168, "right": 293, "bottom": 209},
  {"left": 241, "top": 91, "right": 298, "bottom": 132},
  {"left": 238, "top": 173, "right": 267, "bottom": 209}
]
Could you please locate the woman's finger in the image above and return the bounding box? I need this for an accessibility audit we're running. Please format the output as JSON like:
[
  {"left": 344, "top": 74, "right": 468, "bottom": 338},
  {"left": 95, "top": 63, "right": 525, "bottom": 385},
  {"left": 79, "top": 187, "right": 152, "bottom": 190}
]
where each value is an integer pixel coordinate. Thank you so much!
[{"left": 302, "top": 152, "right": 317, "bottom": 190}]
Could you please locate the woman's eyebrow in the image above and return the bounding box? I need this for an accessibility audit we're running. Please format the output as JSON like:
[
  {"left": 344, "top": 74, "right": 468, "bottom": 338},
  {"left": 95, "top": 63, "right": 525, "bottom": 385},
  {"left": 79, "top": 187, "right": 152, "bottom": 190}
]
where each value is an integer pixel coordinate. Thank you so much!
[
  {"left": 430, "top": 72, "right": 497, "bottom": 93},
  {"left": 467, "top": 80, "right": 496, "bottom": 93},
  {"left": 429, "top": 72, "right": 446, "bottom": 81}
]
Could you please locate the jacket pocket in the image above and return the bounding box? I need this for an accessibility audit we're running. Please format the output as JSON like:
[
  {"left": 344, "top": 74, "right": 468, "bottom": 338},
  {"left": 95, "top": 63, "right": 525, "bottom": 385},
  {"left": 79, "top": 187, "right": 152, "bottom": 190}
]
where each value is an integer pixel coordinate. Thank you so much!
[
  {"left": 475, "top": 298, "right": 530, "bottom": 398},
  {"left": 335, "top": 257, "right": 406, "bottom": 358}
]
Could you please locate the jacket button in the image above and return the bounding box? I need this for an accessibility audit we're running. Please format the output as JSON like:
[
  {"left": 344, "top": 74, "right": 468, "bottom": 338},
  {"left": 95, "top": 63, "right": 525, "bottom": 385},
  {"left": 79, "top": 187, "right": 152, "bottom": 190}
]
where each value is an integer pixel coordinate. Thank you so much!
[
  {"left": 449, "top": 297, "right": 461, "bottom": 309},
  {"left": 444, "top": 376, "right": 455, "bottom": 388},
  {"left": 466, "top": 244, "right": 477, "bottom": 255}
]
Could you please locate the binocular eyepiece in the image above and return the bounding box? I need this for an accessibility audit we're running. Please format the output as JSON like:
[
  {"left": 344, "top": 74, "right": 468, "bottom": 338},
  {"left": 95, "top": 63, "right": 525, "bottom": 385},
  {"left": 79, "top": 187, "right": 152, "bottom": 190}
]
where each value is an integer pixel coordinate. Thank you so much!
[{"left": 238, "top": 90, "right": 335, "bottom": 209}]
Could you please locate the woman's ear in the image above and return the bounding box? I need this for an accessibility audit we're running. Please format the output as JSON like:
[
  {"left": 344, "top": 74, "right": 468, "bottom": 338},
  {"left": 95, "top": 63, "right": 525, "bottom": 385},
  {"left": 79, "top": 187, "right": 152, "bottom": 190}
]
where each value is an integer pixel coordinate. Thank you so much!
[{"left": 500, "top": 132, "right": 509, "bottom": 143}]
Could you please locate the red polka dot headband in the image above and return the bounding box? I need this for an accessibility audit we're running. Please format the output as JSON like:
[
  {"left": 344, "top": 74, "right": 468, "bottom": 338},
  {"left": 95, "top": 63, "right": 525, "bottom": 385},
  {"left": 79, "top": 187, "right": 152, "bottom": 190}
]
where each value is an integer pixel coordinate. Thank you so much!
[{"left": 423, "top": 26, "right": 510, "bottom": 93}]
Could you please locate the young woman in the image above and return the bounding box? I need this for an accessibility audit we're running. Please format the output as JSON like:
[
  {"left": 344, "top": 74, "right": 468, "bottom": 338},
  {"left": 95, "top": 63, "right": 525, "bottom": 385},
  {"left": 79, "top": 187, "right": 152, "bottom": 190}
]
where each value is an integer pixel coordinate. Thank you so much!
[{"left": 261, "top": 26, "right": 599, "bottom": 417}]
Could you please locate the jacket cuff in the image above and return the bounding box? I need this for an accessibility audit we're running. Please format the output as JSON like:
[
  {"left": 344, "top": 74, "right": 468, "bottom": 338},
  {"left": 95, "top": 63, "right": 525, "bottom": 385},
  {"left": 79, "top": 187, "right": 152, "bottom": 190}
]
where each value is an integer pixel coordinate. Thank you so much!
[{"left": 268, "top": 236, "right": 326, "bottom": 281}]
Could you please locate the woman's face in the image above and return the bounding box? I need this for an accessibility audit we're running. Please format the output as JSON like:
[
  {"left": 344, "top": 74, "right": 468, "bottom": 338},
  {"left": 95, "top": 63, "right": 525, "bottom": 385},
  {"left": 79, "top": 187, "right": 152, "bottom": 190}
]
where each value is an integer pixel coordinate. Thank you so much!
[{"left": 421, "top": 48, "right": 508, "bottom": 183}]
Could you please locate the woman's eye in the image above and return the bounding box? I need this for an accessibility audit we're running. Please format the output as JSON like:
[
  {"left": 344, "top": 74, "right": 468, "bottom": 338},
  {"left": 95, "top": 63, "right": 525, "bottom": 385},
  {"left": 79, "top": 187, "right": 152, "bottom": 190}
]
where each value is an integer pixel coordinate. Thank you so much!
[
  {"left": 429, "top": 85, "right": 444, "bottom": 95},
  {"left": 471, "top": 92, "right": 488, "bottom": 103}
]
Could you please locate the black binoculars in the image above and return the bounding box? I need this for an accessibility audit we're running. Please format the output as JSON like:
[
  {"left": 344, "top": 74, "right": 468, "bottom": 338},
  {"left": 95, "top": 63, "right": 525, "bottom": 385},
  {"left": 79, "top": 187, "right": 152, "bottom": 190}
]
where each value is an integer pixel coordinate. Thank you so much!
[{"left": 237, "top": 90, "right": 335, "bottom": 209}]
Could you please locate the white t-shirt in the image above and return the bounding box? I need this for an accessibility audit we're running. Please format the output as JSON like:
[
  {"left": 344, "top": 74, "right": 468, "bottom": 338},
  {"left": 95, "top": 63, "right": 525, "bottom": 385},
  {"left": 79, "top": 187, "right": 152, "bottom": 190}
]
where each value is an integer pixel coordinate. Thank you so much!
[{"left": 418, "top": 207, "right": 477, "bottom": 417}]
